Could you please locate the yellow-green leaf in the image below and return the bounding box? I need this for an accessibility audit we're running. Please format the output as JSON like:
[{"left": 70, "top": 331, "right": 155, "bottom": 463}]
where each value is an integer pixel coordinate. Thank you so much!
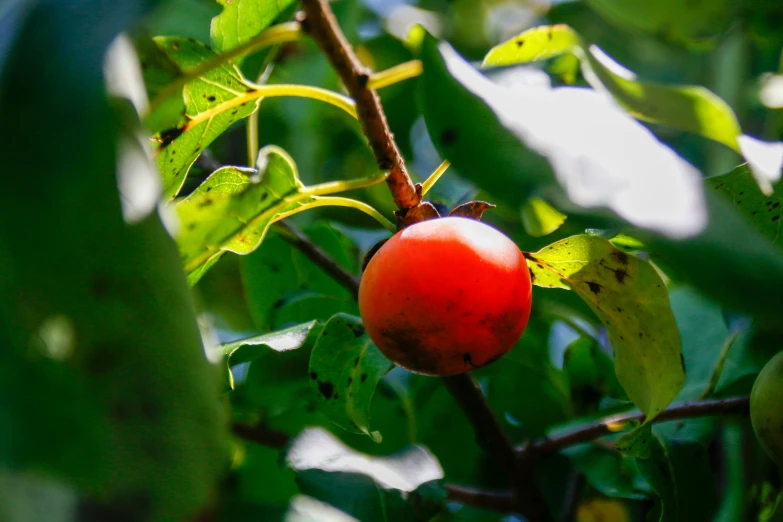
[
  {"left": 522, "top": 197, "right": 568, "bottom": 237},
  {"left": 528, "top": 235, "right": 684, "bottom": 420},
  {"left": 175, "top": 146, "right": 315, "bottom": 285}
]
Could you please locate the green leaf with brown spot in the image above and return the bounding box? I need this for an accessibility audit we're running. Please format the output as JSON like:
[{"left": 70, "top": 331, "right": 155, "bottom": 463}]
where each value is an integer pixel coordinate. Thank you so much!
[
  {"left": 175, "top": 146, "right": 316, "bottom": 285},
  {"left": 210, "top": 0, "right": 297, "bottom": 53},
  {"left": 141, "top": 36, "right": 260, "bottom": 198},
  {"left": 308, "top": 314, "right": 394, "bottom": 441},
  {"left": 528, "top": 235, "right": 684, "bottom": 420},
  {"left": 706, "top": 164, "right": 783, "bottom": 249},
  {"left": 483, "top": 25, "right": 783, "bottom": 191}
]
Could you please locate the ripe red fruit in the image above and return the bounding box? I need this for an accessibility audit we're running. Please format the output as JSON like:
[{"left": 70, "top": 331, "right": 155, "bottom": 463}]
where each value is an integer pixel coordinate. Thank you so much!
[{"left": 359, "top": 217, "right": 532, "bottom": 376}]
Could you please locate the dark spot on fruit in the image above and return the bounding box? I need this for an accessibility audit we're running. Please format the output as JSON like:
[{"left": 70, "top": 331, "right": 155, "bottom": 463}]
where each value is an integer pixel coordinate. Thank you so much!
[
  {"left": 361, "top": 373, "right": 368, "bottom": 383},
  {"left": 440, "top": 129, "right": 458, "bottom": 146},
  {"left": 463, "top": 352, "right": 475, "bottom": 367},
  {"left": 317, "top": 380, "right": 334, "bottom": 399},
  {"left": 310, "top": 372, "right": 317, "bottom": 380}
]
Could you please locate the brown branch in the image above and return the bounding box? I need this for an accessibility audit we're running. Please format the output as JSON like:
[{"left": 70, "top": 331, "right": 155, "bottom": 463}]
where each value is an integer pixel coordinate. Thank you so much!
[
  {"left": 232, "top": 423, "right": 291, "bottom": 449},
  {"left": 444, "top": 484, "right": 516, "bottom": 513},
  {"left": 522, "top": 396, "right": 750, "bottom": 456},
  {"left": 442, "top": 374, "right": 552, "bottom": 522},
  {"left": 299, "top": 0, "right": 421, "bottom": 213},
  {"left": 274, "top": 220, "right": 360, "bottom": 299}
]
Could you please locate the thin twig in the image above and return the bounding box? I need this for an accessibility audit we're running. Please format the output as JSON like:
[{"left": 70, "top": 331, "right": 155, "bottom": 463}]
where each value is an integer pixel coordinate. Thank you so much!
[
  {"left": 299, "top": 0, "right": 421, "bottom": 212},
  {"left": 522, "top": 396, "right": 750, "bottom": 456},
  {"left": 232, "top": 423, "right": 291, "bottom": 449},
  {"left": 442, "top": 375, "right": 552, "bottom": 522},
  {"left": 274, "top": 220, "right": 361, "bottom": 299},
  {"left": 443, "top": 484, "right": 516, "bottom": 513}
]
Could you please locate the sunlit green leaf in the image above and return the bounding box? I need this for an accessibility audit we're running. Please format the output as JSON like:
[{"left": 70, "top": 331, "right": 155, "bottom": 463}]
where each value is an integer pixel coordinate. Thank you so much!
[
  {"left": 142, "top": 36, "right": 260, "bottom": 197},
  {"left": 483, "top": 25, "right": 783, "bottom": 192},
  {"left": 521, "top": 197, "right": 568, "bottom": 237},
  {"left": 308, "top": 314, "right": 393, "bottom": 441},
  {"left": 420, "top": 33, "right": 707, "bottom": 238},
  {"left": 210, "top": 0, "right": 297, "bottom": 53},
  {"left": 175, "top": 146, "right": 315, "bottom": 285},
  {"left": 528, "top": 235, "right": 684, "bottom": 420},
  {"left": 284, "top": 428, "right": 444, "bottom": 522}
]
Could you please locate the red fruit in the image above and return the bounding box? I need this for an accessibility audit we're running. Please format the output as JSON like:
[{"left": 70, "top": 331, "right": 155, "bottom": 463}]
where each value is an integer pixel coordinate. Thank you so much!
[{"left": 358, "top": 217, "right": 532, "bottom": 376}]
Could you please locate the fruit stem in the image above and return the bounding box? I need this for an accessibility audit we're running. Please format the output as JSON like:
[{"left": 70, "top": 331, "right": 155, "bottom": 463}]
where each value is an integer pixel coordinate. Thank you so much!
[{"left": 421, "top": 160, "right": 451, "bottom": 196}]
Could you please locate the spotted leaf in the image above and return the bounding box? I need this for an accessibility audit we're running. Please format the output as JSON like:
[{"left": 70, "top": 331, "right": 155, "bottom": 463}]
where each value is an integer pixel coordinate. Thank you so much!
[
  {"left": 142, "top": 36, "right": 261, "bottom": 198},
  {"left": 175, "top": 146, "right": 315, "bottom": 285},
  {"left": 308, "top": 314, "right": 394, "bottom": 441},
  {"left": 528, "top": 235, "right": 684, "bottom": 421}
]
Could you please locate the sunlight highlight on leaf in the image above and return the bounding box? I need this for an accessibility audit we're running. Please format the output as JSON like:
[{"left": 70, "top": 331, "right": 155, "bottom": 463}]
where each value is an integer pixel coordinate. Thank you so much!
[{"left": 483, "top": 24, "right": 783, "bottom": 192}]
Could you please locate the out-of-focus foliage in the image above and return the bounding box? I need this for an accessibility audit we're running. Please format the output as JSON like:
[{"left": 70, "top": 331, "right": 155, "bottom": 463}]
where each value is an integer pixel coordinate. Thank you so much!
[{"left": 2, "top": 0, "right": 783, "bottom": 520}]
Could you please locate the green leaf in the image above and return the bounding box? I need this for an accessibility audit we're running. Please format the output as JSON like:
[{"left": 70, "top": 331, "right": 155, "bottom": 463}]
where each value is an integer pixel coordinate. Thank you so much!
[
  {"left": 419, "top": 33, "right": 707, "bottom": 238},
  {"left": 308, "top": 314, "right": 394, "bottom": 441},
  {"left": 240, "top": 226, "right": 359, "bottom": 330},
  {"left": 528, "top": 235, "right": 684, "bottom": 420},
  {"left": 586, "top": 0, "right": 734, "bottom": 46},
  {"left": 223, "top": 320, "right": 322, "bottom": 368},
  {"left": 0, "top": 3, "right": 226, "bottom": 519},
  {"left": 284, "top": 428, "right": 445, "bottom": 522},
  {"left": 616, "top": 423, "right": 652, "bottom": 459},
  {"left": 706, "top": 165, "right": 783, "bottom": 249},
  {"left": 521, "top": 197, "right": 568, "bottom": 237},
  {"left": 563, "top": 442, "right": 652, "bottom": 499},
  {"left": 210, "top": 0, "right": 296, "bottom": 53},
  {"left": 175, "top": 146, "right": 316, "bottom": 285},
  {"left": 482, "top": 25, "right": 783, "bottom": 193},
  {"left": 636, "top": 423, "right": 718, "bottom": 522},
  {"left": 142, "top": 36, "right": 260, "bottom": 197}
]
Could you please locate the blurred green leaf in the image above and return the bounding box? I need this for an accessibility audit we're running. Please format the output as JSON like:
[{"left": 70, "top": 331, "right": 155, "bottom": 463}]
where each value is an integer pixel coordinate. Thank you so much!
[
  {"left": 563, "top": 336, "right": 624, "bottom": 412},
  {"left": 284, "top": 428, "right": 445, "bottom": 522},
  {"left": 210, "top": 0, "right": 296, "bottom": 53},
  {"left": 0, "top": 2, "right": 226, "bottom": 519},
  {"left": 420, "top": 33, "right": 708, "bottom": 238},
  {"left": 308, "top": 314, "right": 394, "bottom": 441},
  {"left": 636, "top": 422, "right": 718, "bottom": 521},
  {"left": 522, "top": 197, "right": 568, "bottom": 238},
  {"left": 141, "top": 36, "right": 260, "bottom": 196},
  {"left": 483, "top": 25, "right": 783, "bottom": 192},
  {"left": 529, "top": 235, "right": 684, "bottom": 420},
  {"left": 176, "top": 146, "right": 316, "bottom": 285},
  {"left": 586, "top": 0, "right": 735, "bottom": 46},
  {"left": 706, "top": 165, "right": 783, "bottom": 249}
]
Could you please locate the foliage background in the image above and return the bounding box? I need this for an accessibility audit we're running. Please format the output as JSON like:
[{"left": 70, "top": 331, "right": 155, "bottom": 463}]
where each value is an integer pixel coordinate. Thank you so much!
[{"left": 1, "top": 0, "right": 782, "bottom": 521}]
